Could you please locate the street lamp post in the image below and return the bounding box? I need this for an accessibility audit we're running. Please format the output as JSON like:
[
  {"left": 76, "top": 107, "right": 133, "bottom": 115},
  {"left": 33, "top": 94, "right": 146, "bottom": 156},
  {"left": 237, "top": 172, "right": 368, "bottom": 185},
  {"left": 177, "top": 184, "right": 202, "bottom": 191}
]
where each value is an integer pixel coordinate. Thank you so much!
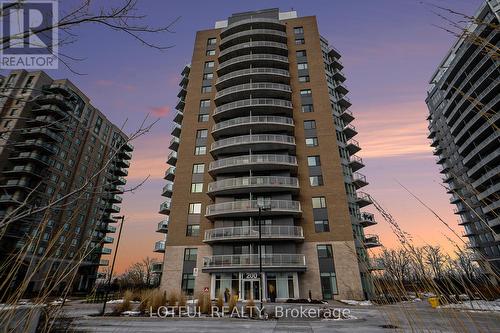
[{"left": 101, "top": 215, "right": 125, "bottom": 316}]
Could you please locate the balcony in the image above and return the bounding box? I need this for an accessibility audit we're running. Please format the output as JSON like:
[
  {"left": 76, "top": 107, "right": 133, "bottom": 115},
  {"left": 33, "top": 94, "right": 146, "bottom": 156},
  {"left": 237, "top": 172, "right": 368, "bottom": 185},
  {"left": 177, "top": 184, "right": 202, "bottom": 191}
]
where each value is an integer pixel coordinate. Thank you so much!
[
  {"left": 112, "top": 166, "right": 128, "bottom": 177},
  {"left": 220, "top": 28, "right": 287, "bottom": 48},
  {"left": 173, "top": 111, "right": 183, "bottom": 124},
  {"left": 207, "top": 176, "right": 299, "bottom": 196},
  {"left": 103, "top": 236, "right": 114, "bottom": 244},
  {"left": 368, "top": 258, "right": 384, "bottom": 271},
  {"left": 220, "top": 17, "right": 284, "bottom": 39},
  {"left": 15, "top": 139, "right": 57, "bottom": 154},
  {"left": 337, "top": 95, "right": 351, "bottom": 109},
  {"left": 99, "top": 259, "right": 110, "bottom": 266},
  {"left": 161, "top": 182, "right": 173, "bottom": 197},
  {"left": 343, "top": 124, "right": 358, "bottom": 139},
  {"left": 101, "top": 247, "right": 112, "bottom": 255},
  {"left": 349, "top": 155, "right": 364, "bottom": 171},
  {"left": 334, "top": 83, "right": 348, "bottom": 95},
  {"left": 217, "top": 54, "right": 289, "bottom": 75},
  {"left": 116, "top": 158, "right": 130, "bottom": 168},
  {"left": 169, "top": 137, "right": 180, "bottom": 151},
  {"left": 164, "top": 167, "right": 175, "bottom": 181},
  {"left": 171, "top": 123, "right": 181, "bottom": 137},
  {"left": 36, "top": 93, "right": 72, "bottom": 110},
  {"left": 202, "top": 254, "right": 306, "bottom": 272},
  {"left": 340, "top": 110, "right": 354, "bottom": 124},
  {"left": 359, "top": 212, "right": 377, "bottom": 227},
  {"left": 356, "top": 191, "right": 372, "bottom": 208},
  {"left": 0, "top": 179, "right": 33, "bottom": 190},
  {"left": 175, "top": 98, "right": 185, "bottom": 111},
  {"left": 159, "top": 200, "right": 171, "bottom": 214},
  {"left": 214, "top": 98, "right": 293, "bottom": 120},
  {"left": 210, "top": 134, "right": 295, "bottom": 156},
  {"left": 215, "top": 82, "right": 291, "bottom": 104},
  {"left": 9, "top": 152, "right": 50, "bottom": 166},
  {"left": 209, "top": 154, "right": 298, "bottom": 175},
  {"left": 3, "top": 165, "right": 43, "bottom": 178},
  {"left": 106, "top": 224, "right": 117, "bottom": 233},
  {"left": 364, "top": 234, "right": 382, "bottom": 248},
  {"left": 110, "top": 176, "right": 127, "bottom": 186},
  {"left": 123, "top": 142, "right": 134, "bottom": 152},
  {"left": 21, "top": 127, "right": 63, "bottom": 142},
  {"left": 352, "top": 172, "right": 369, "bottom": 189},
  {"left": 31, "top": 104, "right": 67, "bottom": 119},
  {"left": 156, "top": 219, "right": 169, "bottom": 233},
  {"left": 212, "top": 115, "right": 294, "bottom": 138},
  {"left": 216, "top": 68, "right": 290, "bottom": 91},
  {"left": 106, "top": 194, "right": 123, "bottom": 203},
  {"left": 346, "top": 139, "right": 361, "bottom": 154},
  {"left": 105, "top": 204, "right": 121, "bottom": 213},
  {"left": 151, "top": 263, "right": 163, "bottom": 273},
  {"left": 167, "top": 151, "right": 178, "bottom": 166},
  {"left": 218, "top": 40, "right": 288, "bottom": 62},
  {"left": 118, "top": 150, "right": 132, "bottom": 160},
  {"left": 154, "top": 240, "right": 166, "bottom": 253},
  {"left": 203, "top": 225, "right": 304, "bottom": 243},
  {"left": 331, "top": 58, "right": 344, "bottom": 71},
  {"left": 332, "top": 69, "right": 346, "bottom": 82},
  {"left": 206, "top": 200, "right": 301, "bottom": 219}
]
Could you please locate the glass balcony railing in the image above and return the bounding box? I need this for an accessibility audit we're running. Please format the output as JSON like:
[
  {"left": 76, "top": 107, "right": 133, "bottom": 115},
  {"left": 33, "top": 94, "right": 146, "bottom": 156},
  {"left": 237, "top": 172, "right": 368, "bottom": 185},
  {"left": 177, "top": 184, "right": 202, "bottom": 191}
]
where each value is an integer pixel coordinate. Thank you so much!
[
  {"left": 207, "top": 176, "right": 299, "bottom": 194},
  {"left": 164, "top": 166, "right": 175, "bottom": 180},
  {"left": 215, "top": 82, "right": 291, "bottom": 100},
  {"left": 364, "top": 234, "right": 382, "bottom": 248},
  {"left": 218, "top": 54, "right": 288, "bottom": 72},
  {"left": 204, "top": 225, "right": 304, "bottom": 242},
  {"left": 219, "top": 40, "right": 288, "bottom": 58},
  {"left": 220, "top": 28, "right": 287, "bottom": 46},
  {"left": 209, "top": 154, "right": 297, "bottom": 173},
  {"left": 206, "top": 199, "right": 301, "bottom": 218},
  {"left": 156, "top": 219, "right": 169, "bottom": 233},
  {"left": 216, "top": 68, "right": 290, "bottom": 86},
  {"left": 203, "top": 254, "right": 306, "bottom": 270},
  {"left": 211, "top": 134, "right": 295, "bottom": 152},
  {"left": 212, "top": 115, "right": 294, "bottom": 133},
  {"left": 154, "top": 240, "right": 166, "bottom": 253},
  {"left": 159, "top": 200, "right": 171, "bottom": 214}
]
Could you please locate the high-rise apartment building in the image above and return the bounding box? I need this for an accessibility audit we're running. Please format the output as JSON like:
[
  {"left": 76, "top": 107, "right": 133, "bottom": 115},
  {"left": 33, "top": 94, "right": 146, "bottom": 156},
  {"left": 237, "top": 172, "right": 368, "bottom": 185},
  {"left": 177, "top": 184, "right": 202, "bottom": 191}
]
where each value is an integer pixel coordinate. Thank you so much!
[
  {"left": 157, "top": 8, "right": 381, "bottom": 301},
  {"left": 0, "top": 70, "right": 132, "bottom": 294},
  {"left": 426, "top": 0, "right": 499, "bottom": 277}
]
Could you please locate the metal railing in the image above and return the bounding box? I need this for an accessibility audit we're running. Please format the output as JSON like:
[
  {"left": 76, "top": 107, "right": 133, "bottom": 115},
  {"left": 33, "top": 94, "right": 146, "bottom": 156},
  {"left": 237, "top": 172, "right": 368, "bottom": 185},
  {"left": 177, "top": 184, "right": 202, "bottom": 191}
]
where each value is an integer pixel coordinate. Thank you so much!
[
  {"left": 159, "top": 200, "right": 171, "bottom": 212},
  {"left": 220, "top": 29, "right": 287, "bottom": 45},
  {"left": 221, "top": 17, "right": 283, "bottom": 34},
  {"left": 215, "top": 82, "right": 291, "bottom": 99},
  {"left": 211, "top": 134, "right": 295, "bottom": 151},
  {"left": 219, "top": 40, "right": 288, "bottom": 58},
  {"left": 218, "top": 54, "right": 288, "bottom": 71},
  {"left": 203, "top": 254, "right": 306, "bottom": 269},
  {"left": 208, "top": 176, "right": 298, "bottom": 193},
  {"left": 204, "top": 225, "right": 303, "bottom": 242},
  {"left": 164, "top": 167, "right": 175, "bottom": 178},
  {"left": 154, "top": 240, "right": 165, "bottom": 252},
  {"left": 209, "top": 154, "right": 297, "bottom": 172},
  {"left": 213, "top": 115, "right": 294, "bottom": 132},
  {"left": 216, "top": 68, "right": 289, "bottom": 86},
  {"left": 206, "top": 199, "right": 301, "bottom": 216}
]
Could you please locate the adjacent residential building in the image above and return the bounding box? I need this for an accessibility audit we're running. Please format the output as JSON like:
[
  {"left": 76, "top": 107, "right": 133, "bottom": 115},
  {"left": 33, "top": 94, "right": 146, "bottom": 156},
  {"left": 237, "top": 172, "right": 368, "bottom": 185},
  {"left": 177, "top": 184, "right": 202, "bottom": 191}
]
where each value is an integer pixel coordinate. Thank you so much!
[
  {"left": 0, "top": 70, "right": 132, "bottom": 295},
  {"left": 426, "top": 0, "right": 499, "bottom": 278},
  {"left": 157, "top": 8, "right": 381, "bottom": 301}
]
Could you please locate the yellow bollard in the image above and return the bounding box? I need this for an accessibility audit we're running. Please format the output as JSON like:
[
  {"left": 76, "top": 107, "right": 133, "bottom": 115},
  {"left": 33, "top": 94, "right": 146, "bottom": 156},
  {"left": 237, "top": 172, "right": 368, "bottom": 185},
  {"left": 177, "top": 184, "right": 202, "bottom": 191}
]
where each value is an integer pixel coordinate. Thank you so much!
[{"left": 428, "top": 297, "right": 439, "bottom": 308}]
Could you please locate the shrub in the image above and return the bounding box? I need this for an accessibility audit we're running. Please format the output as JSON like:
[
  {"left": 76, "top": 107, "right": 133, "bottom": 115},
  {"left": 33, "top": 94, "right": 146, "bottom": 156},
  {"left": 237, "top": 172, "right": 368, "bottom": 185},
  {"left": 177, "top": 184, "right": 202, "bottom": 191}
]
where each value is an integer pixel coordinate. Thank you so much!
[
  {"left": 138, "top": 290, "right": 152, "bottom": 313},
  {"left": 113, "top": 290, "right": 133, "bottom": 314},
  {"left": 197, "top": 292, "right": 210, "bottom": 314},
  {"left": 167, "top": 292, "right": 178, "bottom": 306},
  {"left": 216, "top": 293, "right": 224, "bottom": 309},
  {"left": 245, "top": 297, "right": 256, "bottom": 317},
  {"left": 150, "top": 289, "right": 167, "bottom": 313},
  {"left": 228, "top": 294, "right": 238, "bottom": 314}
]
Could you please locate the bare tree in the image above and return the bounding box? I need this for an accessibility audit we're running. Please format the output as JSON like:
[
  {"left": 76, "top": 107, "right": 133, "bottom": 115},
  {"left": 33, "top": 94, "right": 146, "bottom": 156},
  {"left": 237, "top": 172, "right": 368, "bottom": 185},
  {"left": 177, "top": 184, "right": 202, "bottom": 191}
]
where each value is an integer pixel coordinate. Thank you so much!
[{"left": 424, "top": 245, "right": 446, "bottom": 280}]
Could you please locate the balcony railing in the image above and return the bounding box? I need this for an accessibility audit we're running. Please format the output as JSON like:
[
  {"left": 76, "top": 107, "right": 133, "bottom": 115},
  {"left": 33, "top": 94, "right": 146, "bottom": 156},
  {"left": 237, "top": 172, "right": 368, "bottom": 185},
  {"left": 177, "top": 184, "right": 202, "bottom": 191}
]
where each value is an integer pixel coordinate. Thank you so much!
[
  {"left": 204, "top": 225, "right": 304, "bottom": 242},
  {"left": 214, "top": 98, "right": 292, "bottom": 117},
  {"left": 219, "top": 40, "right": 288, "bottom": 58},
  {"left": 164, "top": 166, "right": 175, "bottom": 180},
  {"left": 207, "top": 176, "right": 299, "bottom": 194},
  {"left": 220, "top": 29, "right": 287, "bottom": 46},
  {"left": 215, "top": 82, "right": 291, "bottom": 100},
  {"left": 162, "top": 182, "right": 173, "bottom": 197},
  {"left": 364, "top": 234, "right": 382, "bottom": 248},
  {"left": 216, "top": 68, "right": 290, "bottom": 86},
  {"left": 212, "top": 115, "right": 294, "bottom": 133},
  {"left": 211, "top": 134, "right": 295, "bottom": 152},
  {"left": 156, "top": 219, "right": 169, "bottom": 233},
  {"left": 159, "top": 200, "right": 171, "bottom": 214},
  {"left": 203, "top": 254, "right": 306, "bottom": 270},
  {"left": 209, "top": 154, "right": 297, "bottom": 173},
  {"left": 206, "top": 199, "right": 301, "bottom": 218},
  {"left": 359, "top": 212, "right": 377, "bottom": 227},
  {"left": 218, "top": 54, "right": 288, "bottom": 72},
  {"left": 154, "top": 240, "right": 166, "bottom": 253}
]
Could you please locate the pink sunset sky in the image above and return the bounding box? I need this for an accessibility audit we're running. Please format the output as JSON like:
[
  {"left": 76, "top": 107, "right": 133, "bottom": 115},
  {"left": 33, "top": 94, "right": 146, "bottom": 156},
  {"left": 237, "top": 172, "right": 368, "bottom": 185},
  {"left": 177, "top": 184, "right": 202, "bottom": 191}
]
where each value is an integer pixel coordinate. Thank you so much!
[{"left": 2, "top": 0, "right": 482, "bottom": 273}]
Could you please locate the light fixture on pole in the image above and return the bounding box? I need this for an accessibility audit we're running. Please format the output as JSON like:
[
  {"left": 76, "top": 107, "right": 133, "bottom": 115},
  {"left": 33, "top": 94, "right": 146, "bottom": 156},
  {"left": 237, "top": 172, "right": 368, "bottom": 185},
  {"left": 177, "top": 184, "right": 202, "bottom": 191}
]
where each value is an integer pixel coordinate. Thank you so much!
[{"left": 256, "top": 198, "right": 271, "bottom": 313}]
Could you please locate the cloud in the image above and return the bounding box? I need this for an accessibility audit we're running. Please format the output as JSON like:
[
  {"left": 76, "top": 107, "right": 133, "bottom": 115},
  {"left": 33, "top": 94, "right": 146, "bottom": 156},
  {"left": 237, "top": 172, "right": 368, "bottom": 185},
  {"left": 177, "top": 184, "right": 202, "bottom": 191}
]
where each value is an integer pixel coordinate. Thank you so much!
[{"left": 149, "top": 105, "right": 171, "bottom": 117}]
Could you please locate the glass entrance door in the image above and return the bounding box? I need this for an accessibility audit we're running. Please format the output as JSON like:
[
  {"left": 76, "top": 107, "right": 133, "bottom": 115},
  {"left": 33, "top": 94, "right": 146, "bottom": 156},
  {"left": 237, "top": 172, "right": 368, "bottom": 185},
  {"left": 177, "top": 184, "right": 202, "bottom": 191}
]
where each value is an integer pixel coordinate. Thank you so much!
[{"left": 243, "top": 279, "right": 260, "bottom": 301}]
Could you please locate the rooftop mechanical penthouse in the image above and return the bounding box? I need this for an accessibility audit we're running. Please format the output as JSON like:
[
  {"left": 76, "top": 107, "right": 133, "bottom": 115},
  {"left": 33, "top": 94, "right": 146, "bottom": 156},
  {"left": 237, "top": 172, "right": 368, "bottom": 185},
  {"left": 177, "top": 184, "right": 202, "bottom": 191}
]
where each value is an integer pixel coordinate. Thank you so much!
[{"left": 156, "top": 8, "right": 381, "bottom": 301}]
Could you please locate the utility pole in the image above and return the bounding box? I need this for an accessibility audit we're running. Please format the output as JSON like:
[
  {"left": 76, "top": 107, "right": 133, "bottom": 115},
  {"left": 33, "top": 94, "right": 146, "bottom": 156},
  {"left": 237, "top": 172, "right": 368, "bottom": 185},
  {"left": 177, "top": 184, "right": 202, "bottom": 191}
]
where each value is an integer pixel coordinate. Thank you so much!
[
  {"left": 101, "top": 215, "right": 125, "bottom": 316},
  {"left": 256, "top": 200, "right": 270, "bottom": 313}
]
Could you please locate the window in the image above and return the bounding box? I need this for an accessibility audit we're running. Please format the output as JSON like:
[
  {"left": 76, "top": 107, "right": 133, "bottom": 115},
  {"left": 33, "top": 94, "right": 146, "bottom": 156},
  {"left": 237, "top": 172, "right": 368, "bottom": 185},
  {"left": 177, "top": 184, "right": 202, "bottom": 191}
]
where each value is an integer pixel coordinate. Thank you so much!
[
  {"left": 320, "top": 272, "right": 338, "bottom": 299},
  {"left": 317, "top": 244, "right": 333, "bottom": 258},
  {"left": 296, "top": 50, "right": 307, "bottom": 57},
  {"left": 203, "top": 73, "right": 214, "bottom": 80},
  {"left": 198, "top": 114, "right": 209, "bottom": 122},
  {"left": 196, "top": 129, "right": 208, "bottom": 138},
  {"left": 204, "top": 61, "right": 215, "bottom": 68},
  {"left": 195, "top": 146, "right": 206, "bottom": 155},
  {"left": 295, "top": 38, "right": 305, "bottom": 45},
  {"left": 314, "top": 220, "right": 330, "bottom": 232},
  {"left": 207, "top": 38, "right": 217, "bottom": 45},
  {"left": 201, "top": 85, "right": 212, "bottom": 93},
  {"left": 310, "top": 175, "right": 324, "bottom": 187},
  {"left": 312, "top": 196, "right": 327, "bottom": 209},
  {"left": 298, "top": 76, "right": 310, "bottom": 82},
  {"left": 184, "top": 248, "right": 198, "bottom": 261},
  {"left": 186, "top": 224, "right": 200, "bottom": 236},
  {"left": 301, "top": 104, "right": 314, "bottom": 112},
  {"left": 304, "top": 120, "right": 316, "bottom": 129},
  {"left": 293, "top": 27, "right": 304, "bottom": 34},
  {"left": 182, "top": 273, "right": 195, "bottom": 296},
  {"left": 305, "top": 137, "right": 318, "bottom": 147},
  {"left": 189, "top": 203, "right": 202, "bottom": 214},
  {"left": 192, "top": 164, "right": 205, "bottom": 174},
  {"left": 297, "top": 63, "right": 308, "bottom": 70},
  {"left": 200, "top": 99, "right": 210, "bottom": 108},
  {"left": 206, "top": 49, "right": 216, "bottom": 56},
  {"left": 307, "top": 156, "right": 321, "bottom": 166},
  {"left": 191, "top": 183, "right": 203, "bottom": 193},
  {"left": 300, "top": 89, "right": 312, "bottom": 97}
]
